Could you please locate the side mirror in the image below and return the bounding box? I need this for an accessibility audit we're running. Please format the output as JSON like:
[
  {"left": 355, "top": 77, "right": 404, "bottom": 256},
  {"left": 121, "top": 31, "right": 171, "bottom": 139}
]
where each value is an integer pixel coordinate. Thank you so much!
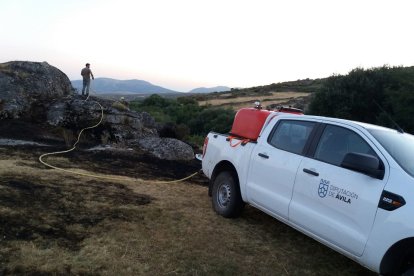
[{"left": 341, "top": 152, "right": 384, "bottom": 180}]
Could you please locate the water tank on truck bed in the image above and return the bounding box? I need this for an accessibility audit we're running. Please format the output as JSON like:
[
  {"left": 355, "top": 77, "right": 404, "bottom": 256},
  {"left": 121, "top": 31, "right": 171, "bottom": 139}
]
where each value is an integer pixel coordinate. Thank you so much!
[{"left": 229, "top": 105, "right": 303, "bottom": 141}]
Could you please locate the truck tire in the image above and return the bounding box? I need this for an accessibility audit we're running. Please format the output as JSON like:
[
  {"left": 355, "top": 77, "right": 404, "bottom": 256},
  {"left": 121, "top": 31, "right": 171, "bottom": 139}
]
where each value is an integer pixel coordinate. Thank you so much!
[
  {"left": 402, "top": 267, "right": 414, "bottom": 276},
  {"left": 212, "top": 171, "right": 244, "bottom": 218},
  {"left": 400, "top": 250, "right": 414, "bottom": 276}
]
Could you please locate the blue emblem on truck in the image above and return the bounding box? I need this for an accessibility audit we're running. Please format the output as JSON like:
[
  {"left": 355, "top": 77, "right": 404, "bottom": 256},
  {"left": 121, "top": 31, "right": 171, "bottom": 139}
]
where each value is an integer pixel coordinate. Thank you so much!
[{"left": 318, "top": 179, "right": 330, "bottom": 198}]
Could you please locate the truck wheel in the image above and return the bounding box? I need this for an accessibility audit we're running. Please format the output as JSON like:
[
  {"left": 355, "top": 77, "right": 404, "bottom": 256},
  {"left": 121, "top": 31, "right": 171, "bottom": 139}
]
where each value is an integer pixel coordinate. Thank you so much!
[
  {"left": 400, "top": 251, "right": 414, "bottom": 276},
  {"left": 402, "top": 266, "right": 414, "bottom": 276},
  {"left": 212, "top": 171, "right": 244, "bottom": 218}
]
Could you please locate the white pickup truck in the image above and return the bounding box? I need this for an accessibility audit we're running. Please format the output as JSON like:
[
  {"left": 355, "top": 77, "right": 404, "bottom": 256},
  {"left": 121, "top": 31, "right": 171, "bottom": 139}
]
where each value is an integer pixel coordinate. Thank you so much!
[{"left": 201, "top": 108, "right": 414, "bottom": 275}]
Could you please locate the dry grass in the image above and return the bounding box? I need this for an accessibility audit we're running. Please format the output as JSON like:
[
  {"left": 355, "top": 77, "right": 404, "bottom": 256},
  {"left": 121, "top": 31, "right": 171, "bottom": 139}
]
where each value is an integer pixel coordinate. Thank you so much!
[
  {"left": 112, "top": 101, "right": 129, "bottom": 112},
  {"left": 198, "top": 92, "right": 310, "bottom": 110},
  {"left": 0, "top": 147, "right": 375, "bottom": 275}
]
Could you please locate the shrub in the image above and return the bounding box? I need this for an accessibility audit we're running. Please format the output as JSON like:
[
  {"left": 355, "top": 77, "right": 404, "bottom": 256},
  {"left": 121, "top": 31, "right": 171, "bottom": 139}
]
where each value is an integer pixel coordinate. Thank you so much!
[
  {"left": 130, "top": 94, "right": 235, "bottom": 140},
  {"left": 308, "top": 66, "right": 414, "bottom": 133}
]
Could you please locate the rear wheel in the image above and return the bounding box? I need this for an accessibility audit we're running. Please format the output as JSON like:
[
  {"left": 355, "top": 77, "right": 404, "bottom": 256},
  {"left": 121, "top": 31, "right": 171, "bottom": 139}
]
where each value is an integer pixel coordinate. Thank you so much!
[{"left": 212, "top": 171, "right": 244, "bottom": 218}]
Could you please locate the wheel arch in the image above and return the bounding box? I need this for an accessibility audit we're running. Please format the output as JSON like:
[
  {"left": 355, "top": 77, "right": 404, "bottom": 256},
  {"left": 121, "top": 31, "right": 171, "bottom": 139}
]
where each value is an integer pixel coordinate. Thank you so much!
[
  {"left": 380, "top": 237, "right": 414, "bottom": 275},
  {"left": 208, "top": 160, "right": 239, "bottom": 196}
]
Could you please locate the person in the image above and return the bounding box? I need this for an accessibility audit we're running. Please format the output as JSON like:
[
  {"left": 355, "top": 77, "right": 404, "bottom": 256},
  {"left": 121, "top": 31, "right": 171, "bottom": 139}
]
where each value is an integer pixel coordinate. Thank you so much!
[{"left": 81, "top": 63, "right": 94, "bottom": 96}]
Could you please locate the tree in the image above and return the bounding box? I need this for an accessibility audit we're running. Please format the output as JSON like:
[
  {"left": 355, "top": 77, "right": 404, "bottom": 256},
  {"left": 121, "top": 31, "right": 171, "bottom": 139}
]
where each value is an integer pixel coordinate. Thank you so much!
[
  {"left": 130, "top": 95, "right": 235, "bottom": 144},
  {"left": 308, "top": 66, "right": 414, "bottom": 133}
]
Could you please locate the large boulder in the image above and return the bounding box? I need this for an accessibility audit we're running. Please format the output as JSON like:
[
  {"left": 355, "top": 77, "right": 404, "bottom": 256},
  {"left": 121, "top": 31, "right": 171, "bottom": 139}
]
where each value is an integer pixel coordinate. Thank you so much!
[{"left": 0, "top": 61, "right": 74, "bottom": 120}]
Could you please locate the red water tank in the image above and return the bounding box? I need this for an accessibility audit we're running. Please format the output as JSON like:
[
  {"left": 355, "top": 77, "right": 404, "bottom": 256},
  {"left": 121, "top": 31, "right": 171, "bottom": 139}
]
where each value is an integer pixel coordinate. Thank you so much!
[{"left": 230, "top": 108, "right": 273, "bottom": 140}]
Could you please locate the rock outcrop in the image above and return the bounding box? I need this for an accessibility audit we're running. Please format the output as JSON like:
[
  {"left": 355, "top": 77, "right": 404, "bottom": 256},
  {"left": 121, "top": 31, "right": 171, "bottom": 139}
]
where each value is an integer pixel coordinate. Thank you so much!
[
  {"left": 135, "top": 137, "right": 195, "bottom": 161},
  {"left": 0, "top": 61, "right": 73, "bottom": 120},
  {"left": 0, "top": 61, "right": 194, "bottom": 161},
  {"left": 46, "top": 97, "right": 158, "bottom": 140}
]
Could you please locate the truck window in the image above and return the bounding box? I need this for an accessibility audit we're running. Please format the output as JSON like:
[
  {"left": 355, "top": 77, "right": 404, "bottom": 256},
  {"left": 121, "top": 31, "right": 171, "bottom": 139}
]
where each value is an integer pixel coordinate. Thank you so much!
[
  {"left": 315, "top": 125, "right": 376, "bottom": 166},
  {"left": 369, "top": 128, "right": 414, "bottom": 177},
  {"left": 268, "top": 120, "right": 316, "bottom": 155}
]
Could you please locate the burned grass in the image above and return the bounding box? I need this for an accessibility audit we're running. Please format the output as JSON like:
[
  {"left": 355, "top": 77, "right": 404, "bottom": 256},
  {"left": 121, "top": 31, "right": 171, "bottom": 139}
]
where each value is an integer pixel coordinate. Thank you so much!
[
  {"left": 64, "top": 149, "right": 204, "bottom": 182},
  {"left": 0, "top": 146, "right": 374, "bottom": 275},
  {"left": 0, "top": 173, "right": 152, "bottom": 252}
]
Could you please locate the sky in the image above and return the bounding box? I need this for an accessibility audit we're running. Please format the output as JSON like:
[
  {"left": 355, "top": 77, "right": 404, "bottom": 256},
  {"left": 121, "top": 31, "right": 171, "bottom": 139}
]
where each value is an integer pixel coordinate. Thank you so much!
[{"left": 0, "top": 0, "right": 413, "bottom": 92}]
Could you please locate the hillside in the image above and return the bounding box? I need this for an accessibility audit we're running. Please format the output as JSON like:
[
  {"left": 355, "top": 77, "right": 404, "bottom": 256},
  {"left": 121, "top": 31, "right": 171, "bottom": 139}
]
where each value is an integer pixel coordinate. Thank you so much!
[
  {"left": 186, "top": 78, "right": 324, "bottom": 111},
  {"left": 189, "top": 86, "right": 231, "bottom": 93},
  {"left": 196, "top": 91, "right": 311, "bottom": 111},
  {"left": 71, "top": 78, "right": 180, "bottom": 94}
]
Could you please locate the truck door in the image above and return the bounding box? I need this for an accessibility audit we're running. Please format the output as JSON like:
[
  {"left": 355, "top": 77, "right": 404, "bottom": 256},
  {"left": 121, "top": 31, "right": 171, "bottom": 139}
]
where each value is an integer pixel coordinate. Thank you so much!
[
  {"left": 246, "top": 120, "right": 317, "bottom": 219},
  {"left": 289, "top": 124, "right": 388, "bottom": 256}
]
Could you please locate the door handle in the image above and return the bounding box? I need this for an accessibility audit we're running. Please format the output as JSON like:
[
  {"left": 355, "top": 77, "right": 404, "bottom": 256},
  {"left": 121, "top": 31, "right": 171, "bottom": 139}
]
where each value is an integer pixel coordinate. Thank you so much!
[
  {"left": 258, "top": 153, "right": 269, "bottom": 159},
  {"left": 303, "top": 168, "right": 319, "bottom": 176}
]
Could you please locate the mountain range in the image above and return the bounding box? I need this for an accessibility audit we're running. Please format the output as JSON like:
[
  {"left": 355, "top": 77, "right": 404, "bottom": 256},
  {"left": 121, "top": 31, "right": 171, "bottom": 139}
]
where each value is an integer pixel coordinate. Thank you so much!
[
  {"left": 189, "top": 86, "right": 231, "bottom": 93},
  {"left": 71, "top": 78, "right": 179, "bottom": 94},
  {"left": 71, "top": 78, "right": 230, "bottom": 94}
]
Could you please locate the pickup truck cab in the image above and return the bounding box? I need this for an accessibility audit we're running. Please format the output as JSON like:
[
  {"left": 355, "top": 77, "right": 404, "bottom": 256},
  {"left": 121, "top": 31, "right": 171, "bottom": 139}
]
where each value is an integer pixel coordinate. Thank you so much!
[{"left": 201, "top": 108, "right": 414, "bottom": 275}]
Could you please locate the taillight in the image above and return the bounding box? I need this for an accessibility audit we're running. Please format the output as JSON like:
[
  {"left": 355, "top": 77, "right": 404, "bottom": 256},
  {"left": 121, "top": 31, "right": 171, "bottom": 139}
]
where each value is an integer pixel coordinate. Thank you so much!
[{"left": 202, "top": 137, "right": 209, "bottom": 158}]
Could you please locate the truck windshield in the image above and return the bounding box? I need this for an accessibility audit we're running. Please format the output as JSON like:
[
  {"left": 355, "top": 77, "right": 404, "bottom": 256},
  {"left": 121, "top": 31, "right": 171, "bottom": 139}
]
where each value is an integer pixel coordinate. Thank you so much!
[{"left": 368, "top": 128, "right": 414, "bottom": 177}]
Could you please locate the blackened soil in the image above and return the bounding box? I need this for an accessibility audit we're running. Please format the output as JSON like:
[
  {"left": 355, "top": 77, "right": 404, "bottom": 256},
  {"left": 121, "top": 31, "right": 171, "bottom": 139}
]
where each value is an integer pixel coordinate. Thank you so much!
[
  {"left": 0, "top": 173, "right": 152, "bottom": 252},
  {"left": 64, "top": 149, "right": 207, "bottom": 184}
]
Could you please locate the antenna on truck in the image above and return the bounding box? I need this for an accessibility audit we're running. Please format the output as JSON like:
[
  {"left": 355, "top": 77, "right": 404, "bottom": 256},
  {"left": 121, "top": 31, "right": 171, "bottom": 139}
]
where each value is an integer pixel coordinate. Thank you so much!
[{"left": 373, "top": 100, "right": 404, "bottom": 133}]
